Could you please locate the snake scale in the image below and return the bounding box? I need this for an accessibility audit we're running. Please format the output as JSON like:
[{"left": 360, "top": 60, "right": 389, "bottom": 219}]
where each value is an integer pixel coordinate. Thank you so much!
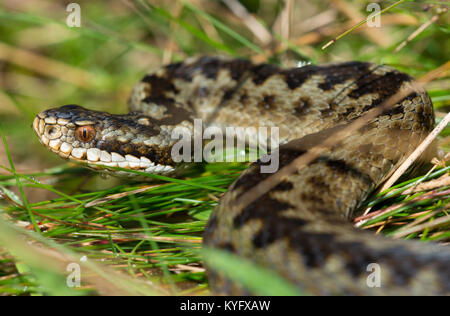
[{"left": 33, "top": 56, "right": 449, "bottom": 295}]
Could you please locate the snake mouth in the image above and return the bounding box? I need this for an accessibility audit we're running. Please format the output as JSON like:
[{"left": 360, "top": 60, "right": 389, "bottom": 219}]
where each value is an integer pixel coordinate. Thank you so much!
[{"left": 33, "top": 109, "right": 176, "bottom": 175}]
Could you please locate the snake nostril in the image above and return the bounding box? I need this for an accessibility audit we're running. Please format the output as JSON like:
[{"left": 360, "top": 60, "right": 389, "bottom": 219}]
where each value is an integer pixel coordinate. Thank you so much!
[{"left": 45, "top": 125, "right": 62, "bottom": 140}]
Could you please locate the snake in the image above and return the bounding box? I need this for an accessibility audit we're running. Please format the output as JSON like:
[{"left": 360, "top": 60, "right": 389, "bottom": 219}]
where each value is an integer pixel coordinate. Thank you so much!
[{"left": 33, "top": 56, "right": 449, "bottom": 295}]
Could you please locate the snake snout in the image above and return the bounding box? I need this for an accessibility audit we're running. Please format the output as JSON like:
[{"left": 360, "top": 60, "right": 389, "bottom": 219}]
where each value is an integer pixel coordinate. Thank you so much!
[
  {"left": 45, "top": 125, "right": 62, "bottom": 140},
  {"left": 32, "top": 109, "right": 79, "bottom": 158},
  {"left": 32, "top": 118, "right": 58, "bottom": 156}
]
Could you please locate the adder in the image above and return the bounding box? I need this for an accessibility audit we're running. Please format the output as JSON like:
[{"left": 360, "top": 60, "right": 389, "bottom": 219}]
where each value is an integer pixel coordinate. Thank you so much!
[{"left": 33, "top": 56, "right": 449, "bottom": 295}]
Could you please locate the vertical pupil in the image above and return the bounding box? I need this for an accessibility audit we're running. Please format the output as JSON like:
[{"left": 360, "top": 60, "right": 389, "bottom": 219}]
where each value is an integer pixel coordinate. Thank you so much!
[{"left": 77, "top": 126, "right": 95, "bottom": 142}]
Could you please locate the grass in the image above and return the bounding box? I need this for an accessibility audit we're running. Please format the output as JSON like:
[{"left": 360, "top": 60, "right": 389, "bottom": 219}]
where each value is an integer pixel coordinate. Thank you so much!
[{"left": 0, "top": 0, "right": 449, "bottom": 295}]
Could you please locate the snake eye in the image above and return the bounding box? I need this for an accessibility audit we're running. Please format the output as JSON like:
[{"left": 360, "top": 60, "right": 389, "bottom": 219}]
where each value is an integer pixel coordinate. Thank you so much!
[{"left": 75, "top": 125, "right": 96, "bottom": 142}]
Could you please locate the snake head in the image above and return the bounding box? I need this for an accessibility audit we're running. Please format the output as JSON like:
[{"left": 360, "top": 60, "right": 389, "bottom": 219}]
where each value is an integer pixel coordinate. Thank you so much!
[
  {"left": 33, "top": 105, "right": 100, "bottom": 158},
  {"left": 33, "top": 104, "right": 176, "bottom": 175}
]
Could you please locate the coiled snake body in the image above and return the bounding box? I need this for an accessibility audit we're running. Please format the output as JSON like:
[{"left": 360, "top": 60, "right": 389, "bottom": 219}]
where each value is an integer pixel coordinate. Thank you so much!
[{"left": 33, "top": 56, "right": 449, "bottom": 295}]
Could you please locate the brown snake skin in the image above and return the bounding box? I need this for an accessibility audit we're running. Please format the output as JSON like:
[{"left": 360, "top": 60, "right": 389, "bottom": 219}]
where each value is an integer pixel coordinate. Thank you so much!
[{"left": 33, "top": 56, "right": 449, "bottom": 295}]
